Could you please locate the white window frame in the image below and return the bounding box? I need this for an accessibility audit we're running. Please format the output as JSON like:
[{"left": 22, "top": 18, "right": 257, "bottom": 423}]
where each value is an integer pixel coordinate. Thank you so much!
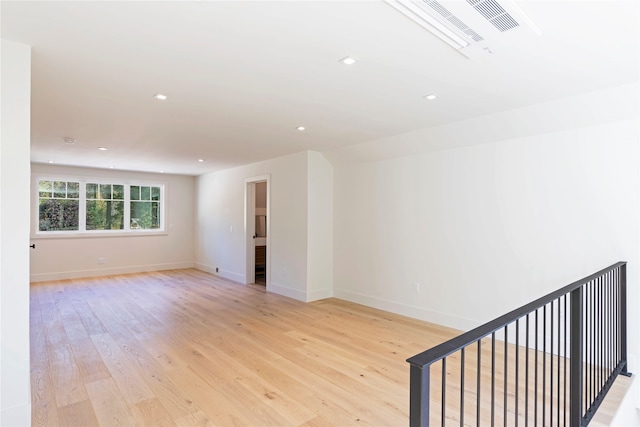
[{"left": 33, "top": 174, "right": 166, "bottom": 238}]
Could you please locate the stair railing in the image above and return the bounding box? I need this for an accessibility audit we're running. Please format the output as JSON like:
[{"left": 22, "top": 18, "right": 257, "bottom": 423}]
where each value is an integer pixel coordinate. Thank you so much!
[{"left": 407, "top": 262, "right": 630, "bottom": 427}]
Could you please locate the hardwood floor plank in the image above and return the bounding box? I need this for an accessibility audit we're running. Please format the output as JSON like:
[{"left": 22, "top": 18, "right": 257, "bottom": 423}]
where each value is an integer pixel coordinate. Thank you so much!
[
  {"left": 174, "top": 410, "right": 216, "bottom": 427},
  {"left": 90, "top": 333, "right": 155, "bottom": 405},
  {"left": 56, "top": 399, "right": 99, "bottom": 426},
  {"left": 131, "top": 397, "right": 177, "bottom": 427},
  {"left": 41, "top": 300, "right": 89, "bottom": 408},
  {"left": 85, "top": 378, "right": 135, "bottom": 426},
  {"left": 69, "top": 336, "right": 112, "bottom": 385}
]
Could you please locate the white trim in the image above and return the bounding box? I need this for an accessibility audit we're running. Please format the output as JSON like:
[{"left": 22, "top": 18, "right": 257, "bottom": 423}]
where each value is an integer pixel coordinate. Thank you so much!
[
  {"left": 306, "top": 288, "right": 333, "bottom": 302},
  {"left": 333, "top": 289, "right": 480, "bottom": 332},
  {"left": 31, "top": 231, "right": 168, "bottom": 240},
  {"left": 1, "top": 402, "right": 31, "bottom": 427},
  {"left": 269, "top": 281, "right": 307, "bottom": 302},
  {"left": 30, "top": 262, "right": 193, "bottom": 283},
  {"left": 194, "top": 263, "right": 245, "bottom": 284}
]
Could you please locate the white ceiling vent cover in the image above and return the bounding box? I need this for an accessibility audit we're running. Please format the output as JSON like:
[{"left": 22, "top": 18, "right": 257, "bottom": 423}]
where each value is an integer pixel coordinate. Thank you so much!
[
  {"left": 385, "top": 0, "right": 541, "bottom": 59},
  {"left": 467, "top": 0, "right": 519, "bottom": 32}
]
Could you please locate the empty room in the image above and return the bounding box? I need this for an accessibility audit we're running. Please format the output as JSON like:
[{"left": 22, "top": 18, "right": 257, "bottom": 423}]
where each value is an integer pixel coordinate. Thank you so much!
[{"left": 1, "top": 0, "right": 639, "bottom": 426}]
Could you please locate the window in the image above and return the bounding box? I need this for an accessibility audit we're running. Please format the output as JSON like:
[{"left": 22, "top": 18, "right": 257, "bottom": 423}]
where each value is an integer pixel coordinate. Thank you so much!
[
  {"left": 130, "top": 185, "right": 161, "bottom": 230},
  {"left": 36, "top": 177, "right": 164, "bottom": 235},
  {"left": 86, "top": 183, "right": 125, "bottom": 230},
  {"left": 38, "top": 179, "right": 80, "bottom": 231}
]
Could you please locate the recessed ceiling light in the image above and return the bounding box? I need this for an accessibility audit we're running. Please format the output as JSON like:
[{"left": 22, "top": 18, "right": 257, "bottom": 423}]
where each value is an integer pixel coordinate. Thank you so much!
[
  {"left": 339, "top": 56, "right": 358, "bottom": 65},
  {"left": 98, "top": 147, "right": 108, "bottom": 151},
  {"left": 423, "top": 94, "right": 438, "bottom": 100},
  {"left": 48, "top": 160, "right": 55, "bottom": 164},
  {"left": 198, "top": 159, "right": 205, "bottom": 163},
  {"left": 296, "top": 126, "right": 306, "bottom": 131},
  {"left": 109, "top": 166, "right": 115, "bottom": 169},
  {"left": 64, "top": 137, "right": 76, "bottom": 144},
  {"left": 154, "top": 93, "right": 168, "bottom": 100},
  {"left": 160, "top": 170, "right": 165, "bottom": 174}
]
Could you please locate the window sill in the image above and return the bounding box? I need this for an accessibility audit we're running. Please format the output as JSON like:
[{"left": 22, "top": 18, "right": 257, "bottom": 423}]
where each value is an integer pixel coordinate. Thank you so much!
[{"left": 31, "top": 230, "right": 168, "bottom": 240}]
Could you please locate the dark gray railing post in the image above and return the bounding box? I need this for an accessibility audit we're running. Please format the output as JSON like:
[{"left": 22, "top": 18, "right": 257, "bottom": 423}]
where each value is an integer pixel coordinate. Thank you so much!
[
  {"left": 620, "top": 263, "right": 629, "bottom": 376},
  {"left": 570, "top": 286, "right": 583, "bottom": 427},
  {"left": 409, "top": 363, "right": 430, "bottom": 427}
]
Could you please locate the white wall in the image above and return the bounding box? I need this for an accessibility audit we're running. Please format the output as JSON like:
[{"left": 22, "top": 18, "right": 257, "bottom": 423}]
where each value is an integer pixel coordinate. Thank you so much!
[
  {"left": 1, "top": 39, "right": 32, "bottom": 427},
  {"left": 195, "top": 150, "right": 334, "bottom": 302},
  {"left": 30, "top": 164, "right": 195, "bottom": 281},
  {"left": 330, "top": 84, "right": 640, "bottom": 384},
  {"left": 307, "top": 151, "right": 334, "bottom": 301}
]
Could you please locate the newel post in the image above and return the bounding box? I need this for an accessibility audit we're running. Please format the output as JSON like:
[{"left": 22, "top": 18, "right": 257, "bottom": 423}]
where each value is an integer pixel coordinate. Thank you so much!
[
  {"left": 409, "top": 363, "right": 430, "bottom": 427},
  {"left": 569, "top": 286, "right": 583, "bottom": 427}
]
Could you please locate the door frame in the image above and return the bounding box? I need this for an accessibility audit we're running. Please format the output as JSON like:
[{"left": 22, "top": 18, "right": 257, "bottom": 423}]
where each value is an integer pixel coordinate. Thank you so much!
[{"left": 244, "top": 175, "right": 270, "bottom": 288}]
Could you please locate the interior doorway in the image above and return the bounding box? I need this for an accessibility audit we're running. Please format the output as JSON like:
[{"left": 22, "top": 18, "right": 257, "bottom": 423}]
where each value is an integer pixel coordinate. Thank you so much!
[
  {"left": 245, "top": 176, "right": 269, "bottom": 288},
  {"left": 254, "top": 181, "right": 267, "bottom": 285}
]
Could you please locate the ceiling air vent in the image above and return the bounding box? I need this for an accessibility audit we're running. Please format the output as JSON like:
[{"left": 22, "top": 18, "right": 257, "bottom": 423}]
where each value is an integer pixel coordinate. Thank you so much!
[
  {"left": 423, "top": 0, "right": 484, "bottom": 42},
  {"left": 466, "top": 0, "right": 519, "bottom": 32},
  {"left": 385, "top": 0, "right": 541, "bottom": 59}
]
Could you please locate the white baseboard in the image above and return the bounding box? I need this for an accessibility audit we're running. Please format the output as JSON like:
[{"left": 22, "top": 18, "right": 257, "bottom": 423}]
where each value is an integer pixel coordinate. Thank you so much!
[
  {"left": 194, "top": 262, "right": 245, "bottom": 283},
  {"left": 30, "top": 262, "right": 194, "bottom": 282},
  {"left": 333, "top": 288, "right": 479, "bottom": 332},
  {"left": 268, "top": 281, "right": 307, "bottom": 302},
  {"left": 306, "top": 287, "right": 333, "bottom": 302},
  {"left": 1, "top": 402, "right": 31, "bottom": 427}
]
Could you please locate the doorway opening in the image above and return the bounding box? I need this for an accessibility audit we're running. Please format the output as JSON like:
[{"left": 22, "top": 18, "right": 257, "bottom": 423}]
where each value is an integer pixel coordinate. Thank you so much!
[{"left": 245, "top": 176, "right": 269, "bottom": 288}]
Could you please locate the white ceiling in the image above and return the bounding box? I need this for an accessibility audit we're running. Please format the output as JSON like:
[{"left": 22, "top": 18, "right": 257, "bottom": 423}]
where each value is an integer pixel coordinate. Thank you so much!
[{"left": 2, "top": 0, "right": 638, "bottom": 176}]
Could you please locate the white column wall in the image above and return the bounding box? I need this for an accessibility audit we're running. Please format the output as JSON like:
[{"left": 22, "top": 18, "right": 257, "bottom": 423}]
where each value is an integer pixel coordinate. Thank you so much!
[
  {"left": 306, "top": 151, "right": 334, "bottom": 301},
  {"left": 195, "top": 151, "right": 311, "bottom": 300},
  {"left": 1, "top": 39, "right": 32, "bottom": 426}
]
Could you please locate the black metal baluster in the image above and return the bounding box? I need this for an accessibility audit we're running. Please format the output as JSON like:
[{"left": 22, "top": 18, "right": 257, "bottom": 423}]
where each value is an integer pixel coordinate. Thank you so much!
[
  {"left": 492, "top": 332, "right": 496, "bottom": 427},
  {"left": 550, "top": 300, "right": 554, "bottom": 427},
  {"left": 461, "top": 348, "right": 465, "bottom": 427},
  {"left": 616, "top": 268, "right": 620, "bottom": 369},
  {"left": 564, "top": 294, "right": 567, "bottom": 427},
  {"left": 515, "top": 319, "right": 519, "bottom": 427},
  {"left": 591, "top": 280, "right": 596, "bottom": 408},
  {"left": 585, "top": 282, "right": 590, "bottom": 413},
  {"left": 543, "top": 304, "right": 547, "bottom": 425},
  {"left": 534, "top": 309, "right": 539, "bottom": 427},
  {"left": 525, "top": 314, "right": 529, "bottom": 427},
  {"left": 477, "top": 340, "right": 481, "bottom": 427},
  {"left": 504, "top": 326, "right": 508, "bottom": 427},
  {"left": 557, "top": 297, "right": 561, "bottom": 427},
  {"left": 598, "top": 275, "right": 607, "bottom": 390},
  {"left": 442, "top": 358, "right": 447, "bottom": 427},
  {"left": 609, "top": 271, "right": 614, "bottom": 374}
]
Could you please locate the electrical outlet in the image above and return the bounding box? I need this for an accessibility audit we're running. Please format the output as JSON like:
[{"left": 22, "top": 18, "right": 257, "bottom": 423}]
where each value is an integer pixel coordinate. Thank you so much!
[
  {"left": 98, "top": 257, "right": 106, "bottom": 265},
  {"left": 215, "top": 267, "right": 219, "bottom": 273}
]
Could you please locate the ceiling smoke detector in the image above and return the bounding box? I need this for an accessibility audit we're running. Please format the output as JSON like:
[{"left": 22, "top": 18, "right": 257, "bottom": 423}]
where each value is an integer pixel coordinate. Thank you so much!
[{"left": 385, "top": 0, "right": 541, "bottom": 59}]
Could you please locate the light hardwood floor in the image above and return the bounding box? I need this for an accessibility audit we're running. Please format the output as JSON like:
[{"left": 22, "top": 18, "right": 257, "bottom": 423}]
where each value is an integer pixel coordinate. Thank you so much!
[
  {"left": 30, "top": 269, "right": 460, "bottom": 426},
  {"left": 30, "top": 269, "right": 630, "bottom": 426}
]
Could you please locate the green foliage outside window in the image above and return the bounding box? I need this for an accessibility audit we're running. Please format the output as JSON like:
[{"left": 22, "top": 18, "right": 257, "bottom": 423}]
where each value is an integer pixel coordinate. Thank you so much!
[
  {"left": 130, "top": 185, "right": 161, "bottom": 229},
  {"left": 39, "top": 180, "right": 80, "bottom": 231},
  {"left": 37, "top": 179, "right": 162, "bottom": 233},
  {"left": 86, "top": 183, "right": 124, "bottom": 230}
]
